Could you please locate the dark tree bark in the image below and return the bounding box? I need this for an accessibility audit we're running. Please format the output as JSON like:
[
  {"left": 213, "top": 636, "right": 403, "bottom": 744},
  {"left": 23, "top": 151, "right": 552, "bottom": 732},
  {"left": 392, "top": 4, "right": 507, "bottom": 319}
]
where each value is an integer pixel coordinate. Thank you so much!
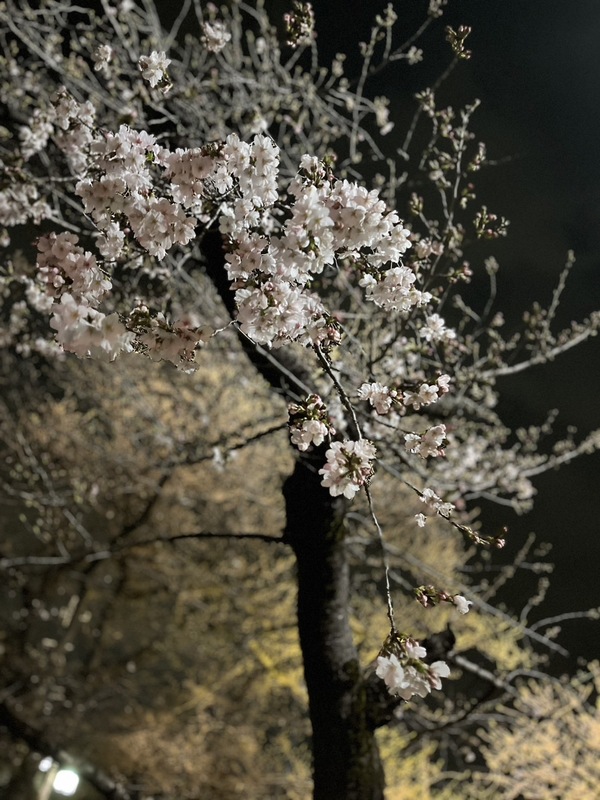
[
  {"left": 284, "top": 454, "right": 385, "bottom": 799},
  {"left": 202, "top": 231, "right": 386, "bottom": 798}
]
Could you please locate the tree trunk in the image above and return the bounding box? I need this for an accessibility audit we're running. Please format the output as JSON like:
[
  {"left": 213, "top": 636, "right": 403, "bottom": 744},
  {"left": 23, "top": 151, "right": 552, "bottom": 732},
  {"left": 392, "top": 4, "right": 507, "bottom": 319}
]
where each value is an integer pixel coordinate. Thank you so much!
[
  {"left": 202, "top": 231, "right": 385, "bottom": 798},
  {"left": 284, "top": 454, "right": 385, "bottom": 800}
]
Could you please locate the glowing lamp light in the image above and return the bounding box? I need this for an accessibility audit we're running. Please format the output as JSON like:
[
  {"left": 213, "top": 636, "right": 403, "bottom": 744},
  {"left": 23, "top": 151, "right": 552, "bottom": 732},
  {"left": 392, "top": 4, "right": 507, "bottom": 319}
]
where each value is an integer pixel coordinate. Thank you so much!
[
  {"left": 53, "top": 769, "right": 80, "bottom": 796},
  {"left": 38, "top": 756, "right": 54, "bottom": 773}
]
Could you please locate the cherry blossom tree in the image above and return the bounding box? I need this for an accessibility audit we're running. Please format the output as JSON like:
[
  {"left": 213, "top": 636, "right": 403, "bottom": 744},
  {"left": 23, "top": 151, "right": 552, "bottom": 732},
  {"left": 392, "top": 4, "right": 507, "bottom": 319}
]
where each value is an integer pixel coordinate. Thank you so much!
[{"left": 1, "top": 1, "right": 599, "bottom": 797}]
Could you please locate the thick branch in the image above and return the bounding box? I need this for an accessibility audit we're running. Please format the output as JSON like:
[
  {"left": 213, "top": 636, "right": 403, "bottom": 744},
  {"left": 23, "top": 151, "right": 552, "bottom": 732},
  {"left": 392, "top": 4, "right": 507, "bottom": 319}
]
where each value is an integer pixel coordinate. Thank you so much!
[
  {"left": 200, "top": 229, "right": 315, "bottom": 401},
  {"left": 1, "top": 531, "right": 285, "bottom": 570}
]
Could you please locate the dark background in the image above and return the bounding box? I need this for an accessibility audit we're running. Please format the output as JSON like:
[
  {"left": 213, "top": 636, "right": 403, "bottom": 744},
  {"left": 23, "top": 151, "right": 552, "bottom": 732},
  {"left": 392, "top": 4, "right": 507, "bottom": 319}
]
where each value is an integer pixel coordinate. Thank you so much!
[{"left": 304, "top": 0, "right": 600, "bottom": 667}]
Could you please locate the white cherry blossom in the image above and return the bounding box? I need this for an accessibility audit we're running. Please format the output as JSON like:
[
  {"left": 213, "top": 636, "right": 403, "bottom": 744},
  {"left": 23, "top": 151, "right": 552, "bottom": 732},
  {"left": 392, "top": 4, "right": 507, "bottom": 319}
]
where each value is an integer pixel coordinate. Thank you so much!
[
  {"left": 319, "top": 439, "right": 376, "bottom": 499},
  {"left": 453, "top": 595, "right": 473, "bottom": 615},
  {"left": 201, "top": 21, "right": 232, "bottom": 53},
  {"left": 138, "top": 51, "right": 171, "bottom": 87}
]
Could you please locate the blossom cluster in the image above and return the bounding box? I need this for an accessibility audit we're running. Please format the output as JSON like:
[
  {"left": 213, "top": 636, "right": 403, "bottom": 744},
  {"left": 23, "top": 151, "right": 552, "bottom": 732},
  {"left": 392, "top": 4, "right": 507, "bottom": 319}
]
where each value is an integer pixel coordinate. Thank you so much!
[
  {"left": 318, "top": 439, "right": 376, "bottom": 499},
  {"left": 36, "top": 232, "right": 110, "bottom": 304},
  {"left": 35, "top": 233, "right": 133, "bottom": 360},
  {"left": 28, "top": 87, "right": 435, "bottom": 362},
  {"left": 22, "top": 93, "right": 456, "bottom": 487},
  {"left": 219, "top": 146, "right": 420, "bottom": 347},
  {"left": 360, "top": 265, "right": 430, "bottom": 312},
  {"left": 0, "top": 181, "right": 50, "bottom": 229},
  {"left": 358, "top": 374, "right": 451, "bottom": 419},
  {"left": 18, "top": 88, "right": 96, "bottom": 173},
  {"left": 289, "top": 388, "right": 450, "bottom": 494},
  {"left": 138, "top": 51, "right": 171, "bottom": 88},
  {"left": 135, "top": 308, "right": 212, "bottom": 366},
  {"left": 404, "top": 424, "right": 447, "bottom": 458},
  {"left": 414, "top": 487, "right": 455, "bottom": 527},
  {"left": 358, "top": 382, "right": 397, "bottom": 415},
  {"left": 49, "top": 295, "right": 133, "bottom": 360},
  {"left": 288, "top": 394, "right": 335, "bottom": 451},
  {"left": 75, "top": 125, "right": 196, "bottom": 261},
  {"left": 375, "top": 639, "right": 450, "bottom": 701}
]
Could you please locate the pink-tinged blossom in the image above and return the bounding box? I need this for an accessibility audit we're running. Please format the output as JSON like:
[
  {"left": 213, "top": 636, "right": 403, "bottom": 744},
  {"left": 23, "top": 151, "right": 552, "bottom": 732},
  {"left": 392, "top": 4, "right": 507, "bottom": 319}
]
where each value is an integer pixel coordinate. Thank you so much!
[
  {"left": 139, "top": 327, "right": 195, "bottom": 368},
  {"left": 162, "top": 147, "right": 218, "bottom": 207},
  {"left": 375, "top": 654, "right": 405, "bottom": 693},
  {"left": 413, "top": 236, "right": 443, "bottom": 259},
  {"left": 128, "top": 198, "right": 197, "bottom": 261},
  {"left": 290, "top": 419, "right": 329, "bottom": 451},
  {"left": 138, "top": 51, "right": 171, "bottom": 87},
  {"left": 436, "top": 373, "right": 451, "bottom": 394},
  {"left": 428, "top": 660, "right": 451, "bottom": 691},
  {"left": 36, "top": 233, "right": 111, "bottom": 304},
  {"left": 403, "top": 382, "right": 439, "bottom": 410},
  {"left": 404, "top": 424, "right": 447, "bottom": 458},
  {"left": 218, "top": 198, "right": 263, "bottom": 239},
  {"left": 421, "top": 313, "right": 456, "bottom": 344},
  {"left": 361, "top": 266, "right": 420, "bottom": 312},
  {"left": 94, "top": 312, "right": 135, "bottom": 357},
  {"left": 327, "top": 180, "right": 401, "bottom": 253},
  {"left": 223, "top": 133, "right": 280, "bottom": 207},
  {"left": 96, "top": 222, "right": 126, "bottom": 261},
  {"left": 136, "top": 310, "right": 211, "bottom": 370},
  {"left": 405, "top": 640, "right": 427, "bottom": 660},
  {"left": 52, "top": 88, "right": 94, "bottom": 132},
  {"left": 319, "top": 439, "right": 376, "bottom": 499},
  {"left": 288, "top": 394, "right": 334, "bottom": 451},
  {"left": 234, "top": 278, "right": 328, "bottom": 347},
  {"left": 420, "top": 488, "right": 455, "bottom": 518},
  {"left": 49, "top": 295, "right": 133, "bottom": 360},
  {"left": 49, "top": 294, "right": 93, "bottom": 352},
  {"left": 358, "top": 382, "right": 395, "bottom": 415},
  {"left": 373, "top": 223, "right": 414, "bottom": 265},
  {"left": 51, "top": 91, "right": 96, "bottom": 174},
  {"left": 76, "top": 124, "right": 160, "bottom": 229},
  {"left": 224, "top": 232, "right": 273, "bottom": 280},
  {"left": 376, "top": 650, "right": 450, "bottom": 700}
]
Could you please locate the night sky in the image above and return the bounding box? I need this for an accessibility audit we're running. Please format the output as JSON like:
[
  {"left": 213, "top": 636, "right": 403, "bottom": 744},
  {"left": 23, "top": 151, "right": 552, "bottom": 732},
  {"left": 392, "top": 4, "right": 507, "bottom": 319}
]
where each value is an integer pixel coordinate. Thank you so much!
[
  {"left": 307, "top": 0, "right": 600, "bottom": 666},
  {"left": 429, "top": 0, "right": 600, "bottom": 666}
]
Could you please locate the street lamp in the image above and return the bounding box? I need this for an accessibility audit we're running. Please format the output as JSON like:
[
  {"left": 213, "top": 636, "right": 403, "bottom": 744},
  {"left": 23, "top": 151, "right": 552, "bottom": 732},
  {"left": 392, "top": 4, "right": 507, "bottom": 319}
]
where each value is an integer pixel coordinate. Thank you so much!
[
  {"left": 37, "top": 758, "right": 80, "bottom": 798},
  {"left": 52, "top": 769, "right": 80, "bottom": 796}
]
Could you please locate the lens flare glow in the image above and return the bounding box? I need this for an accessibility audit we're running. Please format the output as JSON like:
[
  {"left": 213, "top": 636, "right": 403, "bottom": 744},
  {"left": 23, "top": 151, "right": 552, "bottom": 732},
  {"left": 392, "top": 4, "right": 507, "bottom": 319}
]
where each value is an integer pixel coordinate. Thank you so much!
[{"left": 53, "top": 769, "right": 80, "bottom": 796}]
